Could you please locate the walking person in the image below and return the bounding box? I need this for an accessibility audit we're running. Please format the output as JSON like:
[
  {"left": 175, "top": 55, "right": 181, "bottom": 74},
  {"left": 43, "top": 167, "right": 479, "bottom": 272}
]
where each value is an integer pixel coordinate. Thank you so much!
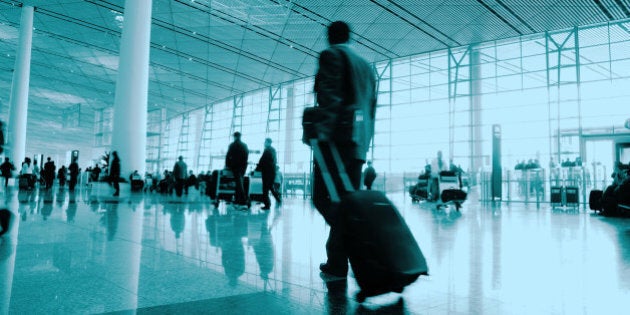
[
  {"left": 225, "top": 132, "right": 249, "bottom": 207},
  {"left": 57, "top": 165, "right": 67, "bottom": 187},
  {"left": 309, "top": 21, "right": 377, "bottom": 278},
  {"left": 172, "top": 156, "right": 188, "bottom": 197},
  {"left": 363, "top": 161, "right": 377, "bottom": 190},
  {"left": 110, "top": 151, "right": 121, "bottom": 196},
  {"left": 256, "top": 138, "right": 281, "bottom": 210},
  {"left": 43, "top": 157, "right": 56, "bottom": 190},
  {"left": 68, "top": 157, "right": 80, "bottom": 192},
  {"left": 0, "top": 157, "right": 15, "bottom": 189}
]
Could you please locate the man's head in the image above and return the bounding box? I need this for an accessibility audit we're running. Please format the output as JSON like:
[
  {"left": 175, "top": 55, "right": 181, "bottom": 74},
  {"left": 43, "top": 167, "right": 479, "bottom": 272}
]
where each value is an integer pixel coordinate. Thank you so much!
[
  {"left": 367, "top": 160, "right": 372, "bottom": 166},
  {"left": 264, "top": 138, "right": 272, "bottom": 148},
  {"left": 233, "top": 131, "right": 241, "bottom": 140},
  {"left": 4, "top": 157, "right": 8, "bottom": 162},
  {"left": 178, "top": 155, "right": 183, "bottom": 161},
  {"left": 47, "top": 157, "right": 51, "bottom": 162},
  {"left": 327, "top": 21, "right": 350, "bottom": 45}
]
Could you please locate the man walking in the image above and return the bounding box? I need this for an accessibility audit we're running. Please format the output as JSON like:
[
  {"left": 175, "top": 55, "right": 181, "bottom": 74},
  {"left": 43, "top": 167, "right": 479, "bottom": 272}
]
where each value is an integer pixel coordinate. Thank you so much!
[
  {"left": 256, "top": 138, "right": 281, "bottom": 210},
  {"left": 310, "top": 21, "right": 377, "bottom": 278}
]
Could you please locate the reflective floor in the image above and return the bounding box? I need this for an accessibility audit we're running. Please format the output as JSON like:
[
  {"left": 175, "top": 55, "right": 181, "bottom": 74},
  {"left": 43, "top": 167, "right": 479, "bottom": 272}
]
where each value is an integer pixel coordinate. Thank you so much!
[{"left": 1, "top": 183, "right": 630, "bottom": 314}]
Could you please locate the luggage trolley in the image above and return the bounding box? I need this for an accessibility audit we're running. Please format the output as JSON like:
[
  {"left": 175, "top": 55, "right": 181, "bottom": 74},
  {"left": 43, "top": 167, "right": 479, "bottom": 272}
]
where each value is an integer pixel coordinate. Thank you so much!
[
  {"left": 210, "top": 169, "right": 237, "bottom": 207},
  {"left": 436, "top": 171, "right": 467, "bottom": 210},
  {"left": 409, "top": 174, "right": 431, "bottom": 202},
  {"left": 246, "top": 171, "right": 265, "bottom": 207}
]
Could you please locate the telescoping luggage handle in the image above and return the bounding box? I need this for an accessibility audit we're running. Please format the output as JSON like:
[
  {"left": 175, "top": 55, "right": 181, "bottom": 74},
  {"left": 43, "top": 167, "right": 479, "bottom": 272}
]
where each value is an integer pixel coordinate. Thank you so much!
[{"left": 310, "top": 139, "right": 355, "bottom": 204}]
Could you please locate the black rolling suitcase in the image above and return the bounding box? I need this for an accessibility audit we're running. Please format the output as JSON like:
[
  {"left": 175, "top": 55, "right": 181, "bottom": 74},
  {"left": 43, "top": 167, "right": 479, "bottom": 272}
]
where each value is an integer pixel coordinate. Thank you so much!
[{"left": 311, "top": 140, "right": 428, "bottom": 302}]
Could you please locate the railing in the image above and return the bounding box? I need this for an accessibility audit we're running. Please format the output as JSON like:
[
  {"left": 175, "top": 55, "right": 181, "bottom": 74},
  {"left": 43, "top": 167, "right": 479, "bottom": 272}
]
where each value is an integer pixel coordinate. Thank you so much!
[{"left": 479, "top": 166, "right": 613, "bottom": 207}]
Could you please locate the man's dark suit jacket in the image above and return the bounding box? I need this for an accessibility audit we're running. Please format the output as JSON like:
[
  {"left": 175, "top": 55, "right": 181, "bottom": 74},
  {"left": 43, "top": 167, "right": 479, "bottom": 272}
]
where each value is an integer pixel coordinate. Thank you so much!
[{"left": 314, "top": 43, "right": 377, "bottom": 161}]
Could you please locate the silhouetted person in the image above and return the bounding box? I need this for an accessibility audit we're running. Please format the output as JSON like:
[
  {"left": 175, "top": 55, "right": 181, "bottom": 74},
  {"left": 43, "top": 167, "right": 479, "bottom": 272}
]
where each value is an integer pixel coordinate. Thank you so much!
[
  {"left": 363, "top": 161, "right": 377, "bottom": 190},
  {"left": 68, "top": 158, "right": 80, "bottom": 192},
  {"left": 43, "top": 157, "right": 56, "bottom": 190},
  {"left": 311, "top": 21, "right": 377, "bottom": 278},
  {"left": 187, "top": 170, "right": 198, "bottom": 193},
  {"left": 173, "top": 156, "right": 188, "bottom": 197},
  {"left": 110, "top": 151, "right": 121, "bottom": 196},
  {"left": 225, "top": 131, "right": 249, "bottom": 206},
  {"left": 57, "top": 165, "right": 67, "bottom": 187},
  {"left": 256, "top": 138, "right": 280, "bottom": 210},
  {"left": 0, "top": 157, "right": 15, "bottom": 188},
  {"left": 92, "top": 164, "right": 101, "bottom": 182}
]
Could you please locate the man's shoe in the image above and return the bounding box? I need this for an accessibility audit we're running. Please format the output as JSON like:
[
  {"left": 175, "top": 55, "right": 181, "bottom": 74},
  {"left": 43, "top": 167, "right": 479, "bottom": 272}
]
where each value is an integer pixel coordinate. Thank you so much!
[{"left": 319, "top": 263, "right": 347, "bottom": 278}]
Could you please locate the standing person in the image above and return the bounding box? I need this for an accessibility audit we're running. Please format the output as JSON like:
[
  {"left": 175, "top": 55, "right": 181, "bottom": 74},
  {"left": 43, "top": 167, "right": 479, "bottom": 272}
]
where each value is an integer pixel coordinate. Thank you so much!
[
  {"left": 32, "top": 159, "right": 41, "bottom": 186},
  {"left": 310, "top": 21, "right": 377, "bottom": 278},
  {"left": 20, "top": 158, "right": 33, "bottom": 188},
  {"left": 273, "top": 165, "right": 283, "bottom": 205},
  {"left": 57, "top": 165, "right": 67, "bottom": 187},
  {"left": 256, "top": 138, "right": 281, "bottom": 210},
  {"left": 172, "top": 156, "right": 188, "bottom": 197},
  {"left": 225, "top": 131, "right": 249, "bottom": 207},
  {"left": 363, "top": 161, "right": 377, "bottom": 190},
  {"left": 92, "top": 164, "right": 101, "bottom": 182},
  {"left": 43, "top": 157, "right": 56, "bottom": 190},
  {"left": 0, "top": 157, "right": 15, "bottom": 188},
  {"left": 110, "top": 151, "right": 121, "bottom": 196},
  {"left": 68, "top": 157, "right": 80, "bottom": 192}
]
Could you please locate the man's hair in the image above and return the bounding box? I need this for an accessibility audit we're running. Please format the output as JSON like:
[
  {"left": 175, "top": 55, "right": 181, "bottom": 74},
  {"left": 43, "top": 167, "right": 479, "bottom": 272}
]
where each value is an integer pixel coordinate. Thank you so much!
[{"left": 327, "top": 21, "right": 350, "bottom": 45}]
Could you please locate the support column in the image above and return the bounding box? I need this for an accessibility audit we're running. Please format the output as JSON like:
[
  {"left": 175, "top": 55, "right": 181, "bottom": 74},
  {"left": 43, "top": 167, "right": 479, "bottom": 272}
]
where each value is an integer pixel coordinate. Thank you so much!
[
  {"left": 470, "top": 46, "right": 483, "bottom": 174},
  {"left": 284, "top": 87, "right": 294, "bottom": 166},
  {"left": 111, "top": 0, "right": 152, "bottom": 176},
  {"left": 8, "top": 6, "right": 34, "bottom": 167}
]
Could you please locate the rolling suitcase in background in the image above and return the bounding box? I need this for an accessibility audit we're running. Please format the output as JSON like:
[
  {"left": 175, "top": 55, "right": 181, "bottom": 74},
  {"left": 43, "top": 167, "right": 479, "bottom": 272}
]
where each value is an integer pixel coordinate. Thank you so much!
[
  {"left": 311, "top": 140, "right": 428, "bottom": 302},
  {"left": 550, "top": 186, "right": 563, "bottom": 208},
  {"left": 564, "top": 186, "right": 580, "bottom": 209}
]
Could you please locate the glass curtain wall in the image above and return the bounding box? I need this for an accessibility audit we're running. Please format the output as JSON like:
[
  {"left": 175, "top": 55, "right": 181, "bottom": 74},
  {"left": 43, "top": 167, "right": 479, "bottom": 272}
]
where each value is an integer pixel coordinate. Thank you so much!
[{"left": 160, "top": 19, "right": 630, "bottom": 194}]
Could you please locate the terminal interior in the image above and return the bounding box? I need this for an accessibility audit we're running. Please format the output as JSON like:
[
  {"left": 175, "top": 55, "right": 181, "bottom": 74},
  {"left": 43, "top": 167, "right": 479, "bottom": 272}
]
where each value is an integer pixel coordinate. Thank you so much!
[{"left": 1, "top": 1, "right": 630, "bottom": 314}]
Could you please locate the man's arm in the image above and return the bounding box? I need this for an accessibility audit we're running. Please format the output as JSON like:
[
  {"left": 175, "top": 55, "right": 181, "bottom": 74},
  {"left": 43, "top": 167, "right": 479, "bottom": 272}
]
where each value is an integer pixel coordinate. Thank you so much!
[{"left": 315, "top": 48, "right": 345, "bottom": 141}]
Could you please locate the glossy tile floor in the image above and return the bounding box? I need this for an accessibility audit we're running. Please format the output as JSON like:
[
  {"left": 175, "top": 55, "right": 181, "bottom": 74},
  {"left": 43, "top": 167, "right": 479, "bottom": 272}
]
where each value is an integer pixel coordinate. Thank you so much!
[{"left": 1, "top": 183, "right": 630, "bottom": 314}]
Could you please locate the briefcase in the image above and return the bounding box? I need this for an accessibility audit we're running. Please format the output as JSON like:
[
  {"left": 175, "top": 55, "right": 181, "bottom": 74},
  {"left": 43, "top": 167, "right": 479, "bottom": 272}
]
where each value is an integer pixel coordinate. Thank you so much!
[{"left": 302, "top": 107, "right": 324, "bottom": 145}]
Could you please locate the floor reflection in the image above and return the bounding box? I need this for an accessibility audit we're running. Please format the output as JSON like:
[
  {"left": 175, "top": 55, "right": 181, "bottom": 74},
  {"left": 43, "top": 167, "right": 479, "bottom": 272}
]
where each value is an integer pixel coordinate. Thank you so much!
[{"left": 1, "top": 187, "right": 630, "bottom": 313}]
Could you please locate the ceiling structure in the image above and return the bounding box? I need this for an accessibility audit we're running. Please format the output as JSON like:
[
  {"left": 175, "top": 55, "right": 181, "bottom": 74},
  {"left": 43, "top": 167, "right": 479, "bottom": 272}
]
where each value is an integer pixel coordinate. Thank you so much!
[{"left": 0, "top": 0, "right": 628, "bottom": 157}]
